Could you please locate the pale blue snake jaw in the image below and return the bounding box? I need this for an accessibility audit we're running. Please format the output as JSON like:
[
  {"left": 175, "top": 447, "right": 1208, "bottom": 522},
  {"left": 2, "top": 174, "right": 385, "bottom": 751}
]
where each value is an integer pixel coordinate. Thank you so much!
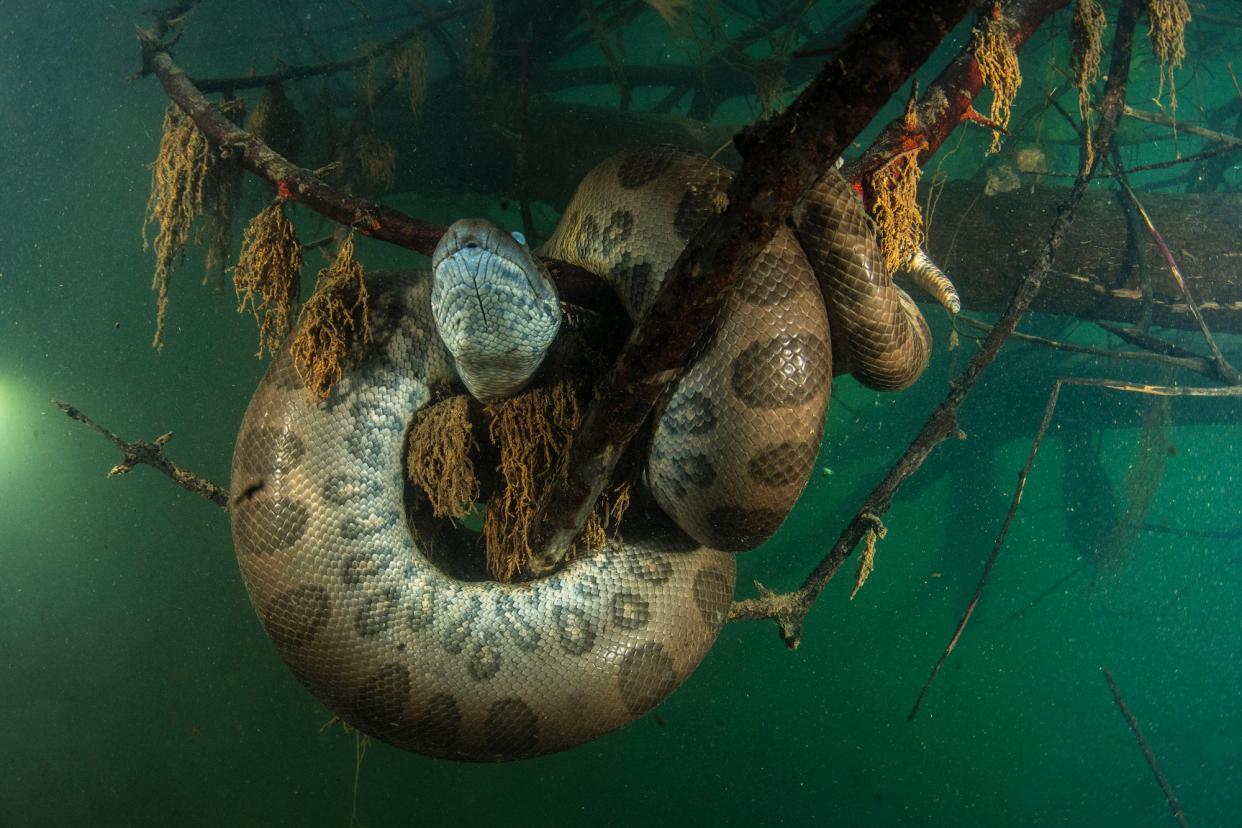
[{"left": 431, "top": 218, "right": 560, "bottom": 403}]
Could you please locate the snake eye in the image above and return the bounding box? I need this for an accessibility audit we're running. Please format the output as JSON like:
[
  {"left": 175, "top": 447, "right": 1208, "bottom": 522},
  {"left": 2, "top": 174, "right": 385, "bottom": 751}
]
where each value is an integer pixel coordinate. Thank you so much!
[{"left": 511, "top": 231, "right": 527, "bottom": 246}]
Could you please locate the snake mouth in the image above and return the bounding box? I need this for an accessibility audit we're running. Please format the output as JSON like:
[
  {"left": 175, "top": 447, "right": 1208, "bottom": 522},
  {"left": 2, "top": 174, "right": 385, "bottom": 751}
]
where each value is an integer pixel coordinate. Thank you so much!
[{"left": 432, "top": 218, "right": 562, "bottom": 403}]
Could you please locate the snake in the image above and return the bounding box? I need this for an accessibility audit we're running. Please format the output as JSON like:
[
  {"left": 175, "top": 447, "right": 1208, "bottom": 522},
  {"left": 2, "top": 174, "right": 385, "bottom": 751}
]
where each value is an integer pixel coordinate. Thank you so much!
[{"left": 229, "top": 145, "right": 937, "bottom": 762}]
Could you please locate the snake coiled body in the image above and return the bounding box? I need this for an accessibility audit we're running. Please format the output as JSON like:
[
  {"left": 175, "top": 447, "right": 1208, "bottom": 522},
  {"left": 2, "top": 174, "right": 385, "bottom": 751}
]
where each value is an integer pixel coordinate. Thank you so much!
[{"left": 230, "top": 146, "right": 931, "bottom": 761}]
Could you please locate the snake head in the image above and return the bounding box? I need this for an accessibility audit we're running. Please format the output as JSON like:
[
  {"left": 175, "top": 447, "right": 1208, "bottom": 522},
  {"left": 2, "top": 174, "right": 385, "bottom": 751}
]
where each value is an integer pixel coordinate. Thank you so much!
[{"left": 431, "top": 218, "right": 561, "bottom": 403}]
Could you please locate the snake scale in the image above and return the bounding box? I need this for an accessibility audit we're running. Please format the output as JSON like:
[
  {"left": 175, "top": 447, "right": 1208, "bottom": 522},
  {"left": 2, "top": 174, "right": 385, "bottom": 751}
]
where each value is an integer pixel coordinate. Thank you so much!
[{"left": 230, "top": 146, "right": 933, "bottom": 761}]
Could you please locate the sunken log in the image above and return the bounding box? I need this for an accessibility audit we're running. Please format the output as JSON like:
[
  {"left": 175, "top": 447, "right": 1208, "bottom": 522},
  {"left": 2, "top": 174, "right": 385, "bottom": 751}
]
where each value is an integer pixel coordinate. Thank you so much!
[{"left": 926, "top": 180, "right": 1242, "bottom": 334}]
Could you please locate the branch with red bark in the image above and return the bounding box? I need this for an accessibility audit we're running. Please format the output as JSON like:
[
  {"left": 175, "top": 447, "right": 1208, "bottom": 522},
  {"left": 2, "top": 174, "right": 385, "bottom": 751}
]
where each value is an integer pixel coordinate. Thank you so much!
[{"left": 842, "top": 0, "right": 1071, "bottom": 186}]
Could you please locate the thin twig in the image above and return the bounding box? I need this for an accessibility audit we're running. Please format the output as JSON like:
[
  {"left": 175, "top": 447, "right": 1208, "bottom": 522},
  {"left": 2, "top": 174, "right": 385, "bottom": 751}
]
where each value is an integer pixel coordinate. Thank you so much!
[
  {"left": 1123, "top": 105, "right": 1242, "bottom": 147},
  {"left": 55, "top": 400, "right": 229, "bottom": 509},
  {"left": 1021, "top": 142, "right": 1242, "bottom": 178},
  {"left": 1060, "top": 377, "right": 1242, "bottom": 397},
  {"left": 998, "top": 560, "right": 1089, "bottom": 628},
  {"left": 907, "top": 380, "right": 1062, "bottom": 720},
  {"left": 192, "top": 4, "right": 480, "bottom": 92},
  {"left": 1101, "top": 667, "right": 1190, "bottom": 828},
  {"left": 1111, "top": 177, "right": 1242, "bottom": 385},
  {"left": 953, "top": 314, "right": 1215, "bottom": 377}
]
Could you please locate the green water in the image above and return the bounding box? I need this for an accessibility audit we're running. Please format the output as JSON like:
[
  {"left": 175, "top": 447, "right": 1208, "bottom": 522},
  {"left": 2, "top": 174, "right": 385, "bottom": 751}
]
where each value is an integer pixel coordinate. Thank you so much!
[{"left": 2, "top": 1, "right": 1239, "bottom": 825}]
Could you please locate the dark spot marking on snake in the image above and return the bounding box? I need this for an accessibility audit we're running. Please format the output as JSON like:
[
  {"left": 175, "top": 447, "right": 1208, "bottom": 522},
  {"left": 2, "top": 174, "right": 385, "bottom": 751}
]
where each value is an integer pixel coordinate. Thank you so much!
[
  {"left": 705, "top": 505, "right": 786, "bottom": 550},
  {"left": 342, "top": 547, "right": 396, "bottom": 586},
  {"left": 576, "top": 215, "right": 601, "bottom": 261},
  {"left": 649, "top": 449, "right": 716, "bottom": 501},
  {"left": 679, "top": 454, "right": 717, "bottom": 488},
  {"left": 616, "top": 147, "right": 678, "bottom": 188},
  {"left": 604, "top": 210, "right": 635, "bottom": 244},
  {"left": 617, "top": 642, "right": 678, "bottom": 717},
  {"left": 484, "top": 697, "right": 540, "bottom": 756},
  {"left": 339, "top": 511, "right": 396, "bottom": 540},
  {"left": 627, "top": 553, "right": 673, "bottom": 585},
  {"left": 611, "top": 591, "right": 651, "bottom": 631},
  {"left": 235, "top": 496, "right": 309, "bottom": 553},
  {"left": 467, "top": 638, "right": 503, "bottom": 682},
  {"left": 747, "top": 440, "right": 819, "bottom": 488},
  {"left": 575, "top": 572, "right": 603, "bottom": 599},
  {"left": 354, "top": 587, "right": 402, "bottom": 638},
  {"left": 554, "top": 605, "right": 598, "bottom": 656},
  {"left": 660, "top": 390, "right": 718, "bottom": 436},
  {"left": 693, "top": 566, "right": 733, "bottom": 630},
  {"left": 352, "top": 662, "right": 410, "bottom": 736},
  {"left": 611, "top": 258, "right": 655, "bottom": 314},
  {"left": 407, "top": 692, "right": 462, "bottom": 752},
  {"left": 441, "top": 595, "right": 483, "bottom": 655},
  {"left": 262, "top": 585, "right": 332, "bottom": 650},
  {"left": 405, "top": 579, "right": 437, "bottom": 631},
  {"left": 345, "top": 401, "right": 405, "bottom": 461},
  {"left": 497, "top": 594, "right": 541, "bottom": 652},
  {"left": 730, "top": 333, "right": 830, "bottom": 410},
  {"left": 322, "top": 474, "right": 382, "bottom": 506}
]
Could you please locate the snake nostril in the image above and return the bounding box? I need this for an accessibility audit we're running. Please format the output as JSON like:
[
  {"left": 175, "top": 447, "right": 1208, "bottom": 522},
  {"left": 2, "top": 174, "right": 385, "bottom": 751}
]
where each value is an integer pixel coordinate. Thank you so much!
[{"left": 464, "top": 241, "right": 480, "bottom": 249}]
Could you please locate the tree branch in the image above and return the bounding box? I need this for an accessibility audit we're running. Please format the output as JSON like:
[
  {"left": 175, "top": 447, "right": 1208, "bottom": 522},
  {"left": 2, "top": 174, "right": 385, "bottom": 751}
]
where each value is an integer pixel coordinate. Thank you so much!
[
  {"left": 843, "top": 0, "right": 1071, "bottom": 184},
  {"left": 907, "top": 378, "right": 1062, "bottom": 720},
  {"left": 1102, "top": 667, "right": 1190, "bottom": 828},
  {"left": 55, "top": 400, "right": 229, "bottom": 509}
]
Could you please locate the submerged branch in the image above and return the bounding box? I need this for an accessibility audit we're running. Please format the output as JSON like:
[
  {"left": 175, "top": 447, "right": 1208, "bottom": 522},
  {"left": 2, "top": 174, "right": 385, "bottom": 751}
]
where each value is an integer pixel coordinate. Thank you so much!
[
  {"left": 953, "top": 313, "right": 1216, "bottom": 377},
  {"left": 55, "top": 400, "right": 229, "bottom": 510},
  {"left": 907, "top": 379, "right": 1062, "bottom": 720},
  {"left": 1111, "top": 176, "right": 1242, "bottom": 385},
  {"left": 1101, "top": 667, "right": 1190, "bottom": 828},
  {"left": 1122, "top": 105, "right": 1242, "bottom": 148}
]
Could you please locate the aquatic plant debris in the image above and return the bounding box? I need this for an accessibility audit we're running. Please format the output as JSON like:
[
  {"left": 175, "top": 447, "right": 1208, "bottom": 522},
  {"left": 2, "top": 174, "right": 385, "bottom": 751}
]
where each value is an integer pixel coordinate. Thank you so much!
[
  {"left": 1146, "top": 0, "right": 1190, "bottom": 114},
  {"left": 233, "top": 198, "right": 303, "bottom": 357},
  {"left": 971, "top": 4, "right": 1022, "bottom": 154},
  {"left": 868, "top": 148, "right": 923, "bottom": 274},
  {"left": 407, "top": 395, "right": 480, "bottom": 520},
  {"left": 142, "top": 101, "right": 241, "bottom": 349},
  {"left": 291, "top": 235, "right": 370, "bottom": 401},
  {"left": 1070, "top": 0, "right": 1107, "bottom": 171}
]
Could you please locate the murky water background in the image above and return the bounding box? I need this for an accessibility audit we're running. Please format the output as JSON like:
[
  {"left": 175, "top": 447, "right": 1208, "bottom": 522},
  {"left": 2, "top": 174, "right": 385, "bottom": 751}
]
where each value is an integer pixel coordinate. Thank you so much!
[{"left": 2, "top": 2, "right": 1238, "bottom": 825}]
